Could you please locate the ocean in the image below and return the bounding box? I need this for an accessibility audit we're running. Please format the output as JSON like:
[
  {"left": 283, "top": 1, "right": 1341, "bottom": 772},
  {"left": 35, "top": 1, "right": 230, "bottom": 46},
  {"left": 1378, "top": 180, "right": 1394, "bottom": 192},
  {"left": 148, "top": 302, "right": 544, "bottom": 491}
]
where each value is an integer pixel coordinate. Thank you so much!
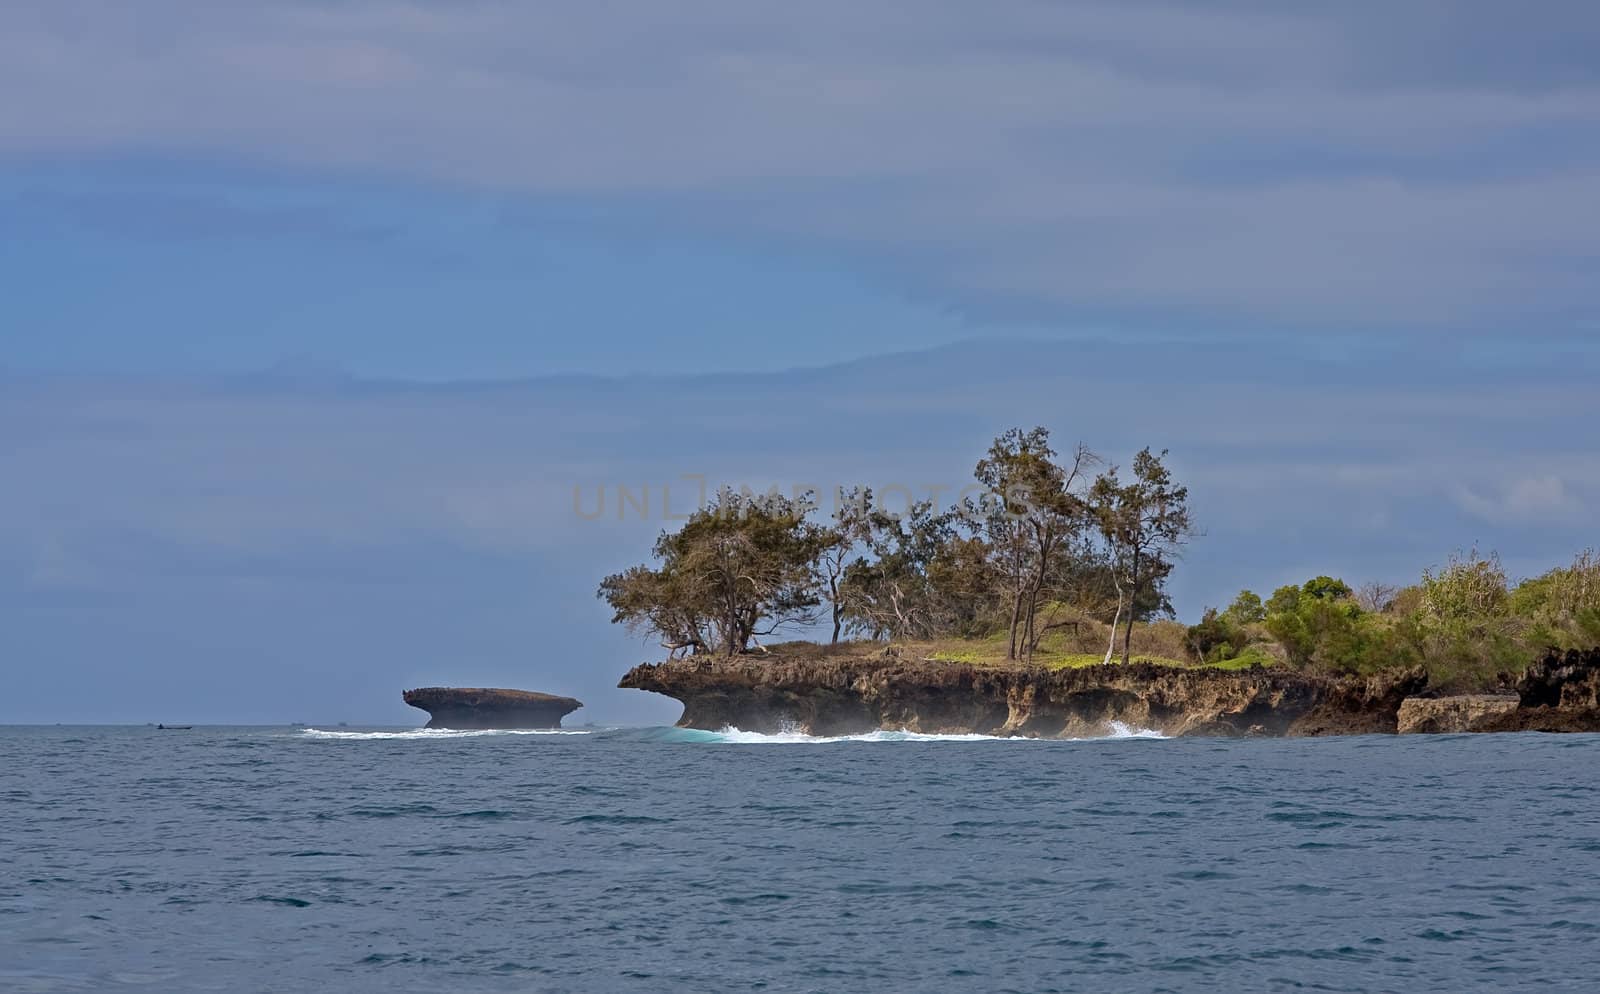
[{"left": 3, "top": 724, "right": 1597, "bottom": 993}]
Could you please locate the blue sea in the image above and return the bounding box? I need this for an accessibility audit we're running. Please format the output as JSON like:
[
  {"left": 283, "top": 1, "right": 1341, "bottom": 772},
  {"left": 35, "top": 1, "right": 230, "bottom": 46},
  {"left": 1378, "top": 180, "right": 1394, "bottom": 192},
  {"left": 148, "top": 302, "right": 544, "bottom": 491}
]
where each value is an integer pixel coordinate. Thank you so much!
[{"left": 3, "top": 724, "right": 1598, "bottom": 993}]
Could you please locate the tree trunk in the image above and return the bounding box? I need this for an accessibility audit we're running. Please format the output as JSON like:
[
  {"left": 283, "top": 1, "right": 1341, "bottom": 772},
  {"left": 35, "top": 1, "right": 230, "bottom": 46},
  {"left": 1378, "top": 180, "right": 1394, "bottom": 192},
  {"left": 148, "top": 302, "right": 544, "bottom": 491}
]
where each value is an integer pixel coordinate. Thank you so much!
[
  {"left": 1007, "top": 585, "right": 1023, "bottom": 660},
  {"left": 1022, "top": 592, "right": 1035, "bottom": 663},
  {"left": 828, "top": 568, "right": 844, "bottom": 644},
  {"left": 1121, "top": 553, "right": 1139, "bottom": 665},
  {"left": 1103, "top": 584, "right": 1123, "bottom": 665}
]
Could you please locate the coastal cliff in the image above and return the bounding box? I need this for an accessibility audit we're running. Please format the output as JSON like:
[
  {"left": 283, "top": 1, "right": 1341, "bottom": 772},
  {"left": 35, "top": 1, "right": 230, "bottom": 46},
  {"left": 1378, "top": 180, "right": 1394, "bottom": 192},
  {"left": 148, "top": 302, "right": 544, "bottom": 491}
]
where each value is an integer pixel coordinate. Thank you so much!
[
  {"left": 402, "top": 687, "right": 582, "bottom": 729},
  {"left": 619, "top": 647, "right": 1600, "bottom": 738},
  {"left": 618, "top": 655, "right": 1425, "bottom": 737}
]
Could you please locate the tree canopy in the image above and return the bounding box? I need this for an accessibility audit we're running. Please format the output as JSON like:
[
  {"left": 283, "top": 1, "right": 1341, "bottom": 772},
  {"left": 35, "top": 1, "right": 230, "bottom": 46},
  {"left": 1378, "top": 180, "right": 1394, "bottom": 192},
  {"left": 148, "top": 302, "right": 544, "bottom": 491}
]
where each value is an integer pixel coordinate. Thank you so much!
[
  {"left": 599, "top": 428, "right": 1191, "bottom": 659},
  {"left": 599, "top": 488, "right": 828, "bottom": 657}
]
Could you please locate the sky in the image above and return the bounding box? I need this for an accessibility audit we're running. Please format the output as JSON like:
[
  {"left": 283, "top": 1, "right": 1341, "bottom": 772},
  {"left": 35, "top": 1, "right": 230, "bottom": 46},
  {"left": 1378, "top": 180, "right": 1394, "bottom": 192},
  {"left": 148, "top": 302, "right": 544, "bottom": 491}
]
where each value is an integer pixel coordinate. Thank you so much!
[{"left": 2, "top": 1, "right": 1598, "bottom": 723}]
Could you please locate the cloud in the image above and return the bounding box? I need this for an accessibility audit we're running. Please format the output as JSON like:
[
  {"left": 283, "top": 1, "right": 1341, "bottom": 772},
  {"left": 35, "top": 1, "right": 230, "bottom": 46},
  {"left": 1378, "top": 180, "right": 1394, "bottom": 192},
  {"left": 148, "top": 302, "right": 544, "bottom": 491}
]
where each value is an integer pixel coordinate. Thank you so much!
[
  {"left": 3, "top": 1, "right": 1598, "bottom": 332},
  {"left": 1454, "top": 475, "right": 1588, "bottom": 524}
]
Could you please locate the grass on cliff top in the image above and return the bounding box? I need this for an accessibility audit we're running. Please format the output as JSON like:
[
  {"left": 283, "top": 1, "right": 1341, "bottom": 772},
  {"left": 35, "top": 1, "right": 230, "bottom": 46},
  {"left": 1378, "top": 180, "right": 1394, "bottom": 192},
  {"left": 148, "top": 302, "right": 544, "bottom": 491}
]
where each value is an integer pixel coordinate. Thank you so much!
[
  {"left": 922, "top": 644, "right": 1190, "bottom": 670},
  {"left": 762, "top": 621, "right": 1285, "bottom": 672}
]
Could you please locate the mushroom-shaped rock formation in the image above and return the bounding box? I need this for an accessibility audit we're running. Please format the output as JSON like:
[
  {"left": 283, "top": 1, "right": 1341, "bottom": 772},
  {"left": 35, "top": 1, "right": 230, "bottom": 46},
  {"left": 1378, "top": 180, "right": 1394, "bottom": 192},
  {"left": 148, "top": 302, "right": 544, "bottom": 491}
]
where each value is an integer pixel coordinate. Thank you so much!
[{"left": 402, "top": 687, "right": 582, "bottom": 730}]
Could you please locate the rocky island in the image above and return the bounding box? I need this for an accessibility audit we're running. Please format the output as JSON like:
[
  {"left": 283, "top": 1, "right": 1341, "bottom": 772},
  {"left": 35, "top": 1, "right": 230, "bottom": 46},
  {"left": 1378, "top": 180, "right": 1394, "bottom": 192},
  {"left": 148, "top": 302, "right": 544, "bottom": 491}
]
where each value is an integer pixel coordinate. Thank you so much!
[
  {"left": 618, "top": 647, "right": 1600, "bottom": 738},
  {"left": 597, "top": 429, "right": 1600, "bottom": 741},
  {"left": 402, "top": 687, "right": 583, "bottom": 730}
]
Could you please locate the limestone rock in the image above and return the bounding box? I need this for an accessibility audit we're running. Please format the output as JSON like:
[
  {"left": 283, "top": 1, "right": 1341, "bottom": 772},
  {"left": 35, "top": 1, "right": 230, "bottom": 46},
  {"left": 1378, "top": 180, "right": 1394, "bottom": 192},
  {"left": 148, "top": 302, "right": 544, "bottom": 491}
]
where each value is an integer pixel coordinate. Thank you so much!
[
  {"left": 1396, "top": 696, "right": 1519, "bottom": 734},
  {"left": 617, "top": 657, "right": 1426, "bottom": 738},
  {"left": 402, "top": 687, "right": 582, "bottom": 729}
]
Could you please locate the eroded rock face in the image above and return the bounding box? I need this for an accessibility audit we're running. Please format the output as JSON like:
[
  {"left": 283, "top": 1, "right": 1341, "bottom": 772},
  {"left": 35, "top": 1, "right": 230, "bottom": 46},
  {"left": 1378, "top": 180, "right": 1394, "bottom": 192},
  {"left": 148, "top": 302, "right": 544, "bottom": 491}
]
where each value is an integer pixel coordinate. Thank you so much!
[
  {"left": 402, "top": 687, "right": 582, "bottom": 729},
  {"left": 1397, "top": 696, "right": 1520, "bottom": 734},
  {"left": 1515, "top": 648, "right": 1600, "bottom": 710},
  {"left": 1464, "top": 648, "right": 1600, "bottom": 732},
  {"left": 617, "top": 657, "right": 1427, "bottom": 738}
]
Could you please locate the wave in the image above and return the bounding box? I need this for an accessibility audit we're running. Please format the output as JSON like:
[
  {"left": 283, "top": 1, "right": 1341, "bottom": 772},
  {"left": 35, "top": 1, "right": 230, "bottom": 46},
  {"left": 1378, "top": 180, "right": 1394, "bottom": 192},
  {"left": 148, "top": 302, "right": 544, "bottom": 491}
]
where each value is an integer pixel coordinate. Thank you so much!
[
  {"left": 715, "top": 728, "right": 1025, "bottom": 744},
  {"left": 296, "top": 723, "right": 1167, "bottom": 743},
  {"left": 1105, "top": 721, "right": 1169, "bottom": 740},
  {"left": 299, "top": 727, "right": 594, "bottom": 740},
  {"left": 638, "top": 722, "right": 1169, "bottom": 744}
]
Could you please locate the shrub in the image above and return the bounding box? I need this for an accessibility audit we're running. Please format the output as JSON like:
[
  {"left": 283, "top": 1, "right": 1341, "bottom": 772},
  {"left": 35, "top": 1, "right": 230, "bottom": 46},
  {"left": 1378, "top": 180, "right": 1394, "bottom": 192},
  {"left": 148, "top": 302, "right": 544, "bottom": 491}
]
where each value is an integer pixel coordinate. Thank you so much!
[
  {"left": 1510, "top": 550, "right": 1600, "bottom": 651},
  {"left": 1209, "top": 643, "right": 1282, "bottom": 670},
  {"left": 1420, "top": 549, "right": 1508, "bottom": 621}
]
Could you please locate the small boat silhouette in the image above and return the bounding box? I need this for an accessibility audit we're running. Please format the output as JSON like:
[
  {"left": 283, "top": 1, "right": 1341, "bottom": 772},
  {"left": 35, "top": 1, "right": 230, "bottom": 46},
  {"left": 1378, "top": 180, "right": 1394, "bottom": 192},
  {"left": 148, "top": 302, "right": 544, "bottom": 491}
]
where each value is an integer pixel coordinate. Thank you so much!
[{"left": 156, "top": 724, "right": 194, "bottom": 730}]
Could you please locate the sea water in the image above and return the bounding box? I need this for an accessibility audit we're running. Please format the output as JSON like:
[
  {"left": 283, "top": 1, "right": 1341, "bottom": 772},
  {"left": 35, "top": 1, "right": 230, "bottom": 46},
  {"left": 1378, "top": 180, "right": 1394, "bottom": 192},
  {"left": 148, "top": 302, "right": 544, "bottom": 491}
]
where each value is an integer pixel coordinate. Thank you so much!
[{"left": 2, "top": 725, "right": 1597, "bottom": 993}]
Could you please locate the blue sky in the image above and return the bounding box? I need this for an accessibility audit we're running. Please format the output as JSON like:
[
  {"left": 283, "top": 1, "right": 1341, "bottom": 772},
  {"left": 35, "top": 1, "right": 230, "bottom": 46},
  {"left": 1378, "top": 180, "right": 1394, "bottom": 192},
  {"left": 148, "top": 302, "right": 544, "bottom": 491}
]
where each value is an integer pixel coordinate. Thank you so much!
[{"left": 2, "top": 1, "right": 1599, "bottom": 722}]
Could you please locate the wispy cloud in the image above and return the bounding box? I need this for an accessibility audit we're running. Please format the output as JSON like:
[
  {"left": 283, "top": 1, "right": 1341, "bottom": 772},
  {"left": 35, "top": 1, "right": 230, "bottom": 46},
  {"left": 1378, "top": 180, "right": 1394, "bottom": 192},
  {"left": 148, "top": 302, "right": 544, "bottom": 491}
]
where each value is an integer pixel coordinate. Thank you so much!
[
  {"left": 3, "top": 1, "right": 1598, "bottom": 332},
  {"left": 1454, "top": 475, "right": 1588, "bottom": 525}
]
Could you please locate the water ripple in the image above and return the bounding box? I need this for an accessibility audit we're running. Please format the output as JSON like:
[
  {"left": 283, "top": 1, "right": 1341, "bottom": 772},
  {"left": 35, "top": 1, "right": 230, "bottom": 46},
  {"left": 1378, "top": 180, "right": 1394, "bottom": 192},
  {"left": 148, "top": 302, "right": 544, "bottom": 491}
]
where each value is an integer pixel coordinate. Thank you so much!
[{"left": 1, "top": 725, "right": 1597, "bottom": 993}]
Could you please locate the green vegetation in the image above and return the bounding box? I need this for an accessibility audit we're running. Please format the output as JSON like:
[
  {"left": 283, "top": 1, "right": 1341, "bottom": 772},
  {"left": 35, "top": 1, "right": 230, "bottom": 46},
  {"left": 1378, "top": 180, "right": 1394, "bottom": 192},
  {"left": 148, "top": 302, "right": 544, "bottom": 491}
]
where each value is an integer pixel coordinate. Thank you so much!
[
  {"left": 601, "top": 426, "right": 1192, "bottom": 663},
  {"left": 599, "top": 426, "right": 1600, "bottom": 691},
  {"left": 1188, "top": 549, "right": 1600, "bottom": 691}
]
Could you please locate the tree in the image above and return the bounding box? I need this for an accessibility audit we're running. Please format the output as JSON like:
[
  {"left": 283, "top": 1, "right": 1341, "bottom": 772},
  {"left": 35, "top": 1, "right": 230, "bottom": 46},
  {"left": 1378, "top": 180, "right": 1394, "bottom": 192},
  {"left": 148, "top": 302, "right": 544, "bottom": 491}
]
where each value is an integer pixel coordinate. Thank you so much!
[
  {"left": 837, "top": 499, "right": 957, "bottom": 640},
  {"left": 926, "top": 535, "right": 1004, "bottom": 638},
  {"left": 1300, "top": 576, "right": 1353, "bottom": 602},
  {"left": 816, "top": 487, "right": 877, "bottom": 644},
  {"left": 1260, "top": 578, "right": 1355, "bottom": 659},
  {"left": 1089, "top": 448, "right": 1192, "bottom": 665},
  {"left": 1261, "top": 576, "right": 1399, "bottom": 673},
  {"left": 970, "top": 427, "right": 1098, "bottom": 661},
  {"left": 1186, "top": 607, "right": 1239, "bottom": 662},
  {"left": 1354, "top": 580, "right": 1399, "bottom": 614},
  {"left": 596, "top": 563, "right": 707, "bottom": 657},
  {"left": 1188, "top": 590, "right": 1270, "bottom": 664},
  {"left": 598, "top": 488, "right": 828, "bottom": 656},
  {"left": 1223, "top": 589, "right": 1265, "bottom": 626}
]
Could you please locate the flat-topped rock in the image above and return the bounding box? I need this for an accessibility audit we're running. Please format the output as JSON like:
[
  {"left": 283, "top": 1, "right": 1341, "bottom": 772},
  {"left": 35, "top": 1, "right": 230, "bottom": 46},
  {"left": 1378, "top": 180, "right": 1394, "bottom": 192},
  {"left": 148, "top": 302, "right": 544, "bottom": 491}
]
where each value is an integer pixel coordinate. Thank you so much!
[
  {"left": 1397, "top": 696, "right": 1520, "bottom": 734},
  {"left": 402, "top": 687, "right": 582, "bottom": 730}
]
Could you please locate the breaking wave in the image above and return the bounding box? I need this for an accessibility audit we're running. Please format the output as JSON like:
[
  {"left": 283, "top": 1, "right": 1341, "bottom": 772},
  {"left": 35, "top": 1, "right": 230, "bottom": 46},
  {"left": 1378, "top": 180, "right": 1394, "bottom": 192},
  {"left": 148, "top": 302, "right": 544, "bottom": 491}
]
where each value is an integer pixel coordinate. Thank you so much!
[
  {"left": 649, "top": 722, "right": 1169, "bottom": 744},
  {"left": 299, "top": 727, "right": 594, "bottom": 740},
  {"left": 295, "top": 723, "right": 1167, "bottom": 743},
  {"left": 1105, "top": 721, "right": 1169, "bottom": 739}
]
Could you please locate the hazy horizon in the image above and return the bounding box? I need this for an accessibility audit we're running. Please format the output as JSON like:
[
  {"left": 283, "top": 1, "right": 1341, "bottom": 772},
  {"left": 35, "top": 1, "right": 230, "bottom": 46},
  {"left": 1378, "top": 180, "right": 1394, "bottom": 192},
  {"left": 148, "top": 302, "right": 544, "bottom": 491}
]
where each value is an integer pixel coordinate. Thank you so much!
[{"left": 6, "top": 335, "right": 1598, "bottom": 725}]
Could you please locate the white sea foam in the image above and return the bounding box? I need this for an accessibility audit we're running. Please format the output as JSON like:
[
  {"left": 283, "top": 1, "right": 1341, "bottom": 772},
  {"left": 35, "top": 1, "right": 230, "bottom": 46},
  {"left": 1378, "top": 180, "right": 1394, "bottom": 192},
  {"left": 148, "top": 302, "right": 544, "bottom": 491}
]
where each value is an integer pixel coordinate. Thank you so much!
[
  {"left": 299, "top": 727, "right": 593, "bottom": 740},
  {"left": 1104, "top": 721, "right": 1169, "bottom": 739},
  {"left": 707, "top": 723, "right": 1168, "bottom": 744}
]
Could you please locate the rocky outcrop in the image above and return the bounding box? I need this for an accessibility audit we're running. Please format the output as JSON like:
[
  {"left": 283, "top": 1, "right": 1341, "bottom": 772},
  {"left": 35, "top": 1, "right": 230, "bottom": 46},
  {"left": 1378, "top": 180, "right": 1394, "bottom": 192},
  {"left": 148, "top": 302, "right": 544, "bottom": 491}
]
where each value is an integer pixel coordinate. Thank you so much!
[
  {"left": 621, "top": 647, "right": 1600, "bottom": 737},
  {"left": 1514, "top": 648, "right": 1600, "bottom": 709},
  {"left": 1396, "top": 695, "right": 1520, "bottom": 734},
  {"left": 1470, "top": 648, "right": 1600, "bottom": 732},
  {"left": 617, "top": 656, "right": 1428, "bottom": 738},
  {"left": 402, "top": 687, "right": 582, "bottom": 729}
]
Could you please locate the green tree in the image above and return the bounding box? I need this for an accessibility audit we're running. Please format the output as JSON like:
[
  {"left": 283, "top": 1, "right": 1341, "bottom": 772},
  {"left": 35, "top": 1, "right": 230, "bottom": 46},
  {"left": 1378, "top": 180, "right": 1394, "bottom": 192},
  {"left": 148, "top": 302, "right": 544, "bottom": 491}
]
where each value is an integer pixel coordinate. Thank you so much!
[
  {"left": 926, "top": 535, "right": 1004, "bottom": 639},
  {"left": 1188, "top": 590, "right": 1268, "bottom": 663},
  {"left": 816, "top": 486, "right": 878, "bottom": 644},
  {"left": 1223, "top": 589, "right": 1265, "bottom": 626},
  {"left": 1089, "top": 448, "right": 1192, "bottom": 664},
  {"left": 838, "top": 499, "right": 958, "bottom": 640},
  {"left": 1262, "top": 577, "right": 1393, "bottom": 673},
  {"left": 599, "top": 488, "right": 828, "bottom": 656},
  {"left": 970, "top": 427, "right": 1098, "bottom": 661},
  {"left": 1187, "top": 607, "right": 1243, "bottom": 662}
]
